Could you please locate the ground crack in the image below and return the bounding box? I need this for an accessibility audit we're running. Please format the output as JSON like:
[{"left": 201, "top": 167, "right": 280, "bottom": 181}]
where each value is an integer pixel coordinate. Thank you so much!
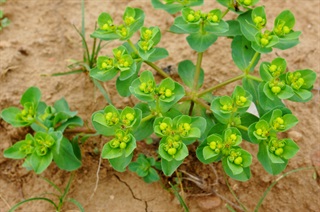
[{"left": 114, "top": 174, "right": 148, "bottom": 212}]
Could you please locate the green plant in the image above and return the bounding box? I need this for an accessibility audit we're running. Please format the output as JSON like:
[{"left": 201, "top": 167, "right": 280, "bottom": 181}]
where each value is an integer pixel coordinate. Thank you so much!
[
  {"left": 87, "top": 0, "right": 316, "bottom": 181},
  {"left": 1, "top": 87, "right": 82, "bottom": 174},
  {"left": 0, "top": 0, "right": 10, "bottom": 31},
  {"left": 8, "top": 173, "right": 84, "bottom": 212},
  {"left": 128, "top": 153, "right": 161, "bottom": 183},
  {"left": 0, "top": 0, "right": 317, "bottom": 210}
]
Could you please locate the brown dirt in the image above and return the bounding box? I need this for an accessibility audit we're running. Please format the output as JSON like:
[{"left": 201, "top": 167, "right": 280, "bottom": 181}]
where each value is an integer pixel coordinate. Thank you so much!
[{"left": 0, "top": 0, "right": 319, "bottom": 211}]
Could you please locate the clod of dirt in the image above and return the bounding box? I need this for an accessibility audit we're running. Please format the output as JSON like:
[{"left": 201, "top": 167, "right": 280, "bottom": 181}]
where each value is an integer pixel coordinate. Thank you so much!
[
  {"left": 287, "top": 130, "right": 303, "bottom": 142},
  {"left": 195, "top": 195, "right": 221, "bottom": 210}
]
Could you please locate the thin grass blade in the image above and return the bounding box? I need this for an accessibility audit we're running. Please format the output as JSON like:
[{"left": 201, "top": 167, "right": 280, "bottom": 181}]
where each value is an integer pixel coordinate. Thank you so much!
[
  {"left": 92, "top": 78, "right": 113, "bottom": 105},
  {"left": 68, "top": 198, "right": 85, "bottom": 212},
  {"left": 9, "top": 197, "right": 58, "bottom": 212}
]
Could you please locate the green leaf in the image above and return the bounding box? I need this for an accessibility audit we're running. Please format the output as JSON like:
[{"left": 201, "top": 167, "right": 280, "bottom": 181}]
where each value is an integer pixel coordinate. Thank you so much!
[
  {"left": 55, "top": 116, "right": 83, "bottom": 132},
  {"left": 159, "top": 81, "right": 185, "bottom": 113},
  {"left": 102, "top": 143, "right": 123, "bottom": 159},
  {"left": 227, "top": 158, "right": 243, "bottom": 175},
  {"left": 4, "top": 138, "right": 33, "bottom": 159},
  {"left": 170, "top": 16, "right": 201, "bottom": 34},
  {"left": 242, "top": 77, "right": 264, "bottom": 115},
  {"left": 90, "top": 30, "right": 119, "bottom": 41},
  {"left": 129, "top": 70, "right": 156, "bottom": 102},
  {"left": 52, "top": 137, "right": 81, "bottom": 171},
  {"left": 161, "top": 158, "right": 183, "bottom": 176},
  {"left": 273, "top": 31, "right": 301, "bottom": 50},
  {"left": 273, "top": 10, "right": 296, "bottom": 37},
  {"left": 258, "top": 83, "right": 285, "bottom": 113},
  {"left": 214, "top": 20, "right": 242, "bottom": 37},
  {"left": 186, "top": 32, "right": 218, "bottom": 52},
  {"left": 139, "top": 47, "right": 169, "bottom": 62},
  {"left": 177, "top": 60, "right": 204, "bottom": 89},
  {"left": 20, "top": 87, "right": 41, "bottom": 107},
  {"left": 239, "top": 112, "right": 259, "bottom": 142},
  {"left": 116, "top": 71, "right": 138, "bottom": 97},
  {"left": 1, "top": 107, "right": 28, "bottom": 127},
  {"left": 119, "top": 61, "right": 137, "bottom": 81},
  {"left": 282, "top": 138, "right": 299, "bottom": 159},
  {"left": 257, "top": 141, "right": 288, "bottom": 175},
  {"left": 92, "top": 106, "right": 120, "bottom": 136},
  {"left": 237, "top": 10, "right": 259, "bottom": 42},
  {"left": 152, "top": 0, "right": 204, "bottom": 14},
  {"left": 144, "top": 168, "right": 160, "bottom": 183},
  {"left": 53, "top": 98, "right": 73, "bottom": 114},
  {"left": 222, "top": 157, "right": 251, "bottom": 181},
  {"left": 196, "top": 139, "right": 222, "bottom": 164},
  {"left": 30, "top": 151, "right": 53, "bottom": 174},
  {"left": 202, "top": 146, "right": 219, "bottom": 160},
  {"left": 109, "top": 153, "right": 133, "bottom": 172},
  {"left": 123, "top": 7, "right": 145, "bottom": 36},
  {"left": 204, "top": 20, "right": 229, "bottom": 34},
  {"left": 133, "top": 117, "right": 154, "bottom": 141},
  {"left": 90, "top": 66, "right": 118, "bottom": 82},
  {"left": 232, "top": 35, "right": 260, "bottom": 72},
  {"left": 173, "top": 143, "right": 189, "bottom": 161}
]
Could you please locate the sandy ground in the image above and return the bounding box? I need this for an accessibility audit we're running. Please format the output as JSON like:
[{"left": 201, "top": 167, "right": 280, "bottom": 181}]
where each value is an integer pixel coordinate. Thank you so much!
[{"left": 0, "top": 0, "right": 319, "bottom": 211}]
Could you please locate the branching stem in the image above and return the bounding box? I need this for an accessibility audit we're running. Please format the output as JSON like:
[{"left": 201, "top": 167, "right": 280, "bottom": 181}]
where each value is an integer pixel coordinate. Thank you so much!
[
  {"left": 141, "top": 114, "right": 155, "bottom": 123},
  {"left": 245, "top": 52, "right": 260, "bottom": 75},
  {"left": 247, "top": 74, "right": 263, "bottom": 82},
  {"left": 193, "top": 52, "right": 204, "bottom": 91},
  {"left": 127, "top": 39, "right": 170, "bottom": 78},
  {"left": 237, "top": 125, "right": 248, "bottom": 131},
  {"left": 198, "top": 74, "right": 245, "bottom": 97},
  {"left": 35, "top": 119, "right": 48, "bottom": 131}
]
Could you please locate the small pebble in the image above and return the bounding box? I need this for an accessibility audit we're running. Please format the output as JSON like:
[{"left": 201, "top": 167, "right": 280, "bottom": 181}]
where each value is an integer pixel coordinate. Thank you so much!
[
  {"left": 287, "top": 131, "right": 303, "bottom": 142},
  {"left": 197, "top": 195, "right": 221, "bottom": 210}
]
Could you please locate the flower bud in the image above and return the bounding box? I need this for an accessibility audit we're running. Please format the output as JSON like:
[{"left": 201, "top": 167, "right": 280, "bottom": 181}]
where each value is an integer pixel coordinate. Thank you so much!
[
  {"left": 120, "top": 142, "right": 127, "bottom": 149},
  {"left": 167, "top": 148, "right": 177, "bottom": 155},
  {"left": 283, "top": 26, "right": 290, "bottom": 34},
  {"left": 275, "top": 147, "right": 284, "bottom": 156},
  {"left": 234, "top": 157, "right": 243, "bottom": 165},
  {"left": 271, "top": 86, "right": 281, "bottom": 94}
]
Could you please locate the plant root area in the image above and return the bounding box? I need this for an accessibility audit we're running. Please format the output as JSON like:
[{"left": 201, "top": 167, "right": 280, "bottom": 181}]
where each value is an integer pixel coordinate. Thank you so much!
[{"left": 0, "top": 0, "right": 319, "bottom": 211}]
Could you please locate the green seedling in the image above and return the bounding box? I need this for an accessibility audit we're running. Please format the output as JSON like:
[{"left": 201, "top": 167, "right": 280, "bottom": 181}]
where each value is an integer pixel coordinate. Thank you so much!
[
  {"left": 129, "top": 153, "right": 161, "bottom": 183},
  {"left": 8, "top": 173, "right": 84, "bottom": 212}
]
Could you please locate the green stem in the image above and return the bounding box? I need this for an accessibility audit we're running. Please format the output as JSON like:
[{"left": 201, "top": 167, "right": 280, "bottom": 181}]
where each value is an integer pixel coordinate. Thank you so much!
[
  {"left": 198, "top": 74, "right": 245, "bottom": 97},
  {"left": 188, "top": 101, "right": 195, "bottom": 116},
  {"left": 58, "top": 172, "right": 75, "bottom": 211},
  {"left": 247, "top": 74, "right": 263, "bottom": 82},
  {"left": 254, "top": 166, "right": 315, "bottom": 212},
  {"left": 193, "top": 98, "right": 211, "bottom": 111},
  {"left": 245, "top": 52, "right": 260, "bottom": 75},
  {"left": 35, "top": 119, "right": 48, "bottom": 131},
  {"left": 221, "top": 8, "right": 230, "bottom": 19},
  {"left": 237, "top": 125, "right": 248, "bottom": 131},
  {"left": 193, "top": 52, "right": 204, "bottom": 91},
  {"left": 127, "top": 39, "right": 170, "bottom": 78},
  {"left": 141, "top": 114, "right": 155, "bottom": 123},
  {"left": 223, "top": 172, "right": 248, "bottom": 212},
  {"left": 127, "top": 39, "right": 139, "bottom": 55},
  {"left": 144, "top": 61, "right": 170, "bottom": 78}
]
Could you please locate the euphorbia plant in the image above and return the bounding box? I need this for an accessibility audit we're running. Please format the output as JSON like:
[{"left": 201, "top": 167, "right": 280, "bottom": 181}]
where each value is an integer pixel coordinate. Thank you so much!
[{"left": 1, "top": 0, "right": 317, "bottom": 185}]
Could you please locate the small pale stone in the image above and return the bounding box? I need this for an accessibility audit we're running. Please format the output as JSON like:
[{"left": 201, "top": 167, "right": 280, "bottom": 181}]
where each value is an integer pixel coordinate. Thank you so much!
[
  {"left": 287, "top": 131, "right": 303, "bottom": 142},
  {"left": 197, "top": 195, "right": 221, "bottom": 210}
]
